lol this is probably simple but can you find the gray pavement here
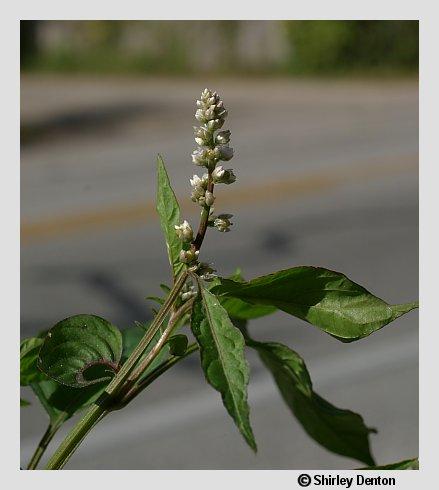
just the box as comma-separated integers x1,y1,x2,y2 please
20,76,418,469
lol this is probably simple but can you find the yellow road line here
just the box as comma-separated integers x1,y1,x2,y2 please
21,154,417,244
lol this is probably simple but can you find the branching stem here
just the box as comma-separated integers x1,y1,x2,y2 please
120,297,195,396
45,270,188,469
116,343,199,408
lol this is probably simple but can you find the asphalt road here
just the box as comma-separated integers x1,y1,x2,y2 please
20,76,418,469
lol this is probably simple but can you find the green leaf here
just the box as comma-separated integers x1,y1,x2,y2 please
390,303,419,320
359,457,419,470
20,337,46,385
31,379,106,424
38,314,123,387
213,266,418,342
219,297,277,320
191,286,256,451
21,333,107,424
167,334,189,356
249,339,376,465
208,274,277,320
156,155,185,279
121,323,170,379
20,398,31,407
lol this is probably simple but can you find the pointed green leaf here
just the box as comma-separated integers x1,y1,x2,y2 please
20,337,46,385
213,267,418,341
390,303,419,320
38,314,123,387
156,155,185,279
360,457,419,470
191,286,256,451
218,297,277,320
249,339,375,465
208,274,276,320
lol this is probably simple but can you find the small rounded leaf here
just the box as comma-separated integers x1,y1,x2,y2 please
167,334,189,356
38,314,123,387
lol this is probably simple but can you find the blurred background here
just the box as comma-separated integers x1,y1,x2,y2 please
20,20,418,469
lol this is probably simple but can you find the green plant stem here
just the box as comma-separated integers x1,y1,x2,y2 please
117,343,199,408
126,297,195,384
193,174,214,251
27,418,64,470
47,404,108,470
114,298,195,406
45,271,188,470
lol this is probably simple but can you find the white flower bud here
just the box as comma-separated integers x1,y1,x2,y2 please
205,148,220,168
175,220,194,242
212,165,225,181
201,88,211,101
214,213,233,232
179,248,199,264
190,175,203,188
194,126,208,138
204,191,215,206
195,109,207,122
207,119,224,131
204,107,215,120
179,250,187,263
192,186,206,202
197,89,227,129
190,173,210,202
217,145,234,161
193,126,211,146
191,148,208,166
212,147,221,159
212,166,236,184
215,130,231,145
